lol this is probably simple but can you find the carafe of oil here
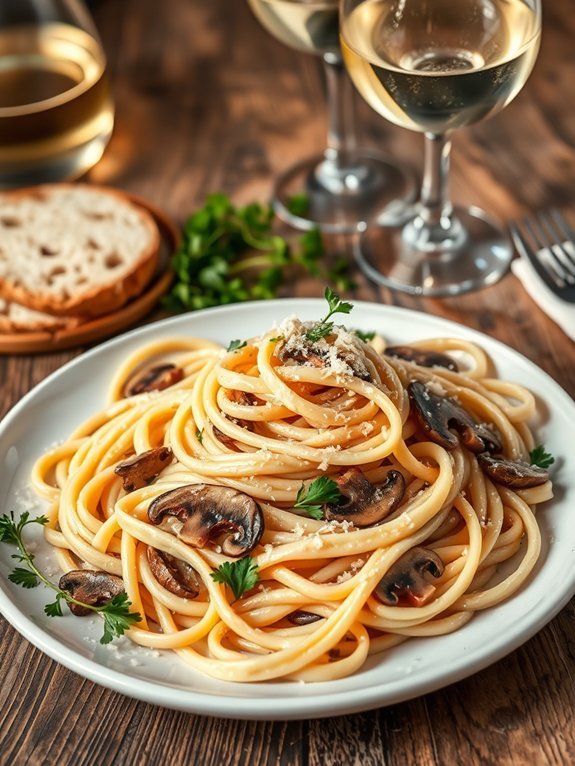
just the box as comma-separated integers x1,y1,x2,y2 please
0,0,114,188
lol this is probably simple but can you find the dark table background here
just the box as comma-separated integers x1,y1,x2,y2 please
1,0,575,763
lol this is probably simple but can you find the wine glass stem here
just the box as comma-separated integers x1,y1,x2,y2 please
420,132,453,227
322,52,357,170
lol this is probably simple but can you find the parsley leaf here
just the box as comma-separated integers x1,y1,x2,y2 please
44,594,65,617
227,339,247,352
305,288,354,343
196,428,204,444
529,445,555,469
9,566,40,589
0,511,48,544
354,329,376,342
0,511,141,645
294,476,341,520
286,193,310,217
210,557,260,600
99,593,142,645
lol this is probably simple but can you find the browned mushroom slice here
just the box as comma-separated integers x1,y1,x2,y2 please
408,381,502,454
148,484,264,557
279,342,326,369
115,446,174,492
212,426,239,451
124,364,184,397
385,345,459,372
477,454,549,488
280,338,372,382
325,468,405,527
59,570,125,616
146,546,201,598
374,547,444,607
287,610,323,625
230,390,260,407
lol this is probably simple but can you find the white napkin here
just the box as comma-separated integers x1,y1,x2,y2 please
511,256,575,342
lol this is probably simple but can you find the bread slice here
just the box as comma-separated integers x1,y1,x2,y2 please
0,297,82,333
0,184,161,318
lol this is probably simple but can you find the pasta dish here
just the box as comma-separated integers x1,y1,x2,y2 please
31,297,553,683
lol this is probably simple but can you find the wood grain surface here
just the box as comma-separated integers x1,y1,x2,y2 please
1,0,575,764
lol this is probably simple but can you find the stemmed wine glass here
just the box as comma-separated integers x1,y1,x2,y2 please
340,0,541,295
247,0,415,233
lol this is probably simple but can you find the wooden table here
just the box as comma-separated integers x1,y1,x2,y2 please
2,0,574,763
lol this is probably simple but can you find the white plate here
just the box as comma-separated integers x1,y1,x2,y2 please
1,299,574,720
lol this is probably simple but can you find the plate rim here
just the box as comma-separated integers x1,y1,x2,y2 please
1,298,574,720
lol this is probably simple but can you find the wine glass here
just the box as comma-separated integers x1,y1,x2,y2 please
0,0,114,188
247,0,416,233
340,0,541,295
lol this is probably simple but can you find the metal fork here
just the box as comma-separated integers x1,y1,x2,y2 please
510,209,575,302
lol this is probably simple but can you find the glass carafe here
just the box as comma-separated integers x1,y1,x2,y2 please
0,0,114,188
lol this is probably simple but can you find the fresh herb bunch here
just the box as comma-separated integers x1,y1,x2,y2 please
529,445,555,469
305,287,354,343
294,476,342,520
211,557,260,600
0,511,141,644
164,193,354,312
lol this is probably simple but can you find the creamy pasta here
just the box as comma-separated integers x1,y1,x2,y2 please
31,312,553,683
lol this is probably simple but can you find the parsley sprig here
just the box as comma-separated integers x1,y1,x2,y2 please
0,512,141,644
529,445,555,469
227,339,247,352
354,329,376,343
305,288,354,343
210,557,260,600
294,476,342,521
164,194,354,313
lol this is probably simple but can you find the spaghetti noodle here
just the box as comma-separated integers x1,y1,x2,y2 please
31,311,553,683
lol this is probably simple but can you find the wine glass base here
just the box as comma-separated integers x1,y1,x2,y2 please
273,150,416,234
355,205,513,297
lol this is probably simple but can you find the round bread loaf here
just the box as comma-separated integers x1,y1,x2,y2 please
0,184,161,318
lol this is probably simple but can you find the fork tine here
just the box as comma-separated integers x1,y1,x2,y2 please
511,213,575,302
551,208,574,239
510,222,563,289
522,216,567,285
537,212,575,282
550,209,575,274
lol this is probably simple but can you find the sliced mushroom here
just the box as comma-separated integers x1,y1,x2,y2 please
146,546,201,598
408,381,502,454
374,547,444,607
230,390,259,407
288,610,323,625
213,426,239,450
324,468,405,527
280,346,326,369
213,418,254,451
124,364,184,397
279,335,372,381
148,484,264,557
477,454,549,488
385,345,459,372
115,446,174,492
58,570,124,616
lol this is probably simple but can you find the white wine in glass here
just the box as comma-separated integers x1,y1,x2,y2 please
0,0,114,188
248,0,415,233
340,0,541,295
